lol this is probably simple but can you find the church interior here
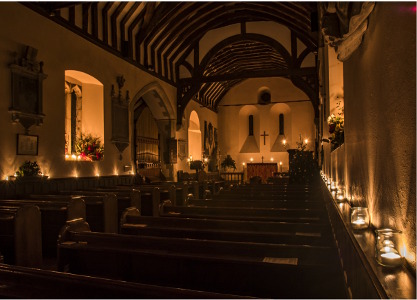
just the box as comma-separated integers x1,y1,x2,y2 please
0,1,415,298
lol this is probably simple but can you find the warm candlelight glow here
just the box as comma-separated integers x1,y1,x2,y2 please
351,207,369,230
250,158,253,162
304,138,308,144
65,154,69,159
270,157,274,161
352,219,365,225
242,162,245,166
71,154,76,160
375,228,403,267
5,176,8,181
279,161,282,165
282,139,286,145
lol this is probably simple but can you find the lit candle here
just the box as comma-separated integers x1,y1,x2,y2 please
304,139,308,144
351,207,369,230
250,158,253,162
378,247,402,266
375,228,403,267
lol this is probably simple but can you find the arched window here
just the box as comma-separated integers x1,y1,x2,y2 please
65,70,104,161
188,110,202,160
249,115,254,136
279,114,284,135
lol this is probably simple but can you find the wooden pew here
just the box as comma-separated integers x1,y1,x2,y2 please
57,223,346,298
0,263,241,298
160,205,328,223
0,198,85,258
0,205,42,267
28,194,118,233
59,189,140,227
120,214,333,244
187,198,325,209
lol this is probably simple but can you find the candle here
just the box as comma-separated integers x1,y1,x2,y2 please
351,207,369,230
375,228,403,267
377,247,403,267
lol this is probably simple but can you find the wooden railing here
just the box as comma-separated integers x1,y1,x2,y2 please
220,172,244,184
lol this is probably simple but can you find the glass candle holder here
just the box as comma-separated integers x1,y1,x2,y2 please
375,228,403,267
336,187,345,202
350,207,369,229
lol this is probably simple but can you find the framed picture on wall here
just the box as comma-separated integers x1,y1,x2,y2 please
178,139,187,161
17,134,38,155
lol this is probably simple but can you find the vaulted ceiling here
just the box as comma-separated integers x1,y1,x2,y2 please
27,2,319,123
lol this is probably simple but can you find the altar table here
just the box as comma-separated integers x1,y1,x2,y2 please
247,163,278,183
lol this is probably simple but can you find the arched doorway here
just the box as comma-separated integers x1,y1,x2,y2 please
188,110,202,160
134,102,160,170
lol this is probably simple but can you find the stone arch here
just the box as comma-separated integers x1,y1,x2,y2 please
130,82,175,178
131,81,175,121
188,110,202,160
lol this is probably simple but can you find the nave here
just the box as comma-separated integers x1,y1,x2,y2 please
0,174,349,299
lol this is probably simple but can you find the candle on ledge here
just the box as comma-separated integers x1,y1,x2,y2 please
350,207,370,230
375,228,403,267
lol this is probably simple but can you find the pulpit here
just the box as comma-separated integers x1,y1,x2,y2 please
247,163,277,183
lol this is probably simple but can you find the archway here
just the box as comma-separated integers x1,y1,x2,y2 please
64,70,104,161
130,82,175,179
188,110,202,160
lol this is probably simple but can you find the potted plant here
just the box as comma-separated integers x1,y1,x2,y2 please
15,160,46,180
221,155,236,172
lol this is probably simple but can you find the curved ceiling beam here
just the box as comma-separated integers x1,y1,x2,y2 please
199,33,293,74
168,10,317,78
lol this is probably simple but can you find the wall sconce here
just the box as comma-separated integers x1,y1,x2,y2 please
375,228,403,267
350,207,370,230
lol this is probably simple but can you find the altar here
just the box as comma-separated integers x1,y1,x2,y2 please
247,163,278,183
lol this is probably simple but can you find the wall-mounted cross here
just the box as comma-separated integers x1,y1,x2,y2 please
260,131,269,145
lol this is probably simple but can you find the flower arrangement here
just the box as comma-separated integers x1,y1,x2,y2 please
75,133,104,161
221,155,236,171
16,161,42,177
327,114,344,148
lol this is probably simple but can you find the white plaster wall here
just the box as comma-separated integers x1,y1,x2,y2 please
0,3,176,179
219,78,315,173
323,3,416,271
82,83,104,140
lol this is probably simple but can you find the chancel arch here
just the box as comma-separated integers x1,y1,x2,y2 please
64,70,104,160
188,110,202,161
